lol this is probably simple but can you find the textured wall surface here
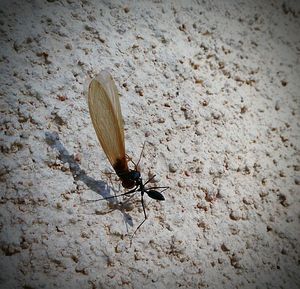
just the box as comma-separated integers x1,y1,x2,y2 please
0,0,299,288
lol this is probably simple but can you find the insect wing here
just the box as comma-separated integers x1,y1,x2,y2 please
88,70,128,171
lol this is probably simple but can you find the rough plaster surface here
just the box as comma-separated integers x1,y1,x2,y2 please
0,0,299,288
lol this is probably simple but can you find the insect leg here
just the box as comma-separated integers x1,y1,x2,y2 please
145,186,169,192
84,186,139,203
130,192,147,245
143,174,156,186
101,170,119,197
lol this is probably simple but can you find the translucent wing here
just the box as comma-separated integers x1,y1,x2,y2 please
88,70,128,173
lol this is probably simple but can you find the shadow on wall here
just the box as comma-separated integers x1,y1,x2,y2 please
44,131,134,228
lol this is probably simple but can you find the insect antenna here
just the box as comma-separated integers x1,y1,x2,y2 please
126,141,146,170
136,141,146,168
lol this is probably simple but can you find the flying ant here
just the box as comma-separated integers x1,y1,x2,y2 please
87,70,168,239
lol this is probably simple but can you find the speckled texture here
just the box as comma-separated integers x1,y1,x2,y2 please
0,0,299,288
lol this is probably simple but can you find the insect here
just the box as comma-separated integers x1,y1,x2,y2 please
88,70,168,238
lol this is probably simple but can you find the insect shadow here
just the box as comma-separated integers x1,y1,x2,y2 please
45,131,135,227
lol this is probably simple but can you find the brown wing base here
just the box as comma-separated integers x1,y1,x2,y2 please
113,158,136,189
